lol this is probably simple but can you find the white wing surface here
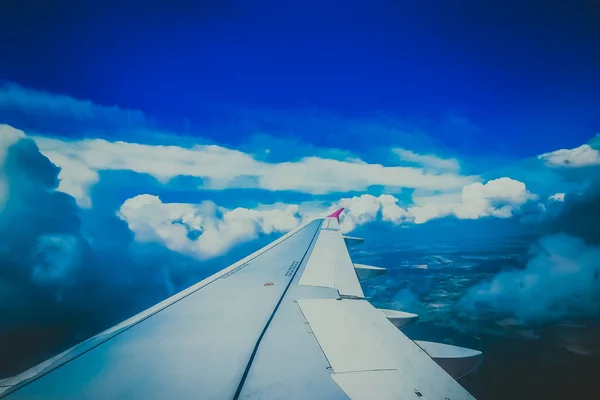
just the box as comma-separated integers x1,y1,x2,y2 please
0,209,480,399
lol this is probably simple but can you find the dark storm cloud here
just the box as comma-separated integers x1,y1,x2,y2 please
0,135,212,378
0,137,83,285
458,175,600,324
545,187,600,245
458,233,600,323
0,136,90,376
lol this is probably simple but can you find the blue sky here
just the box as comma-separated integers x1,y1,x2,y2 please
1,0,600,380
2,0,599,155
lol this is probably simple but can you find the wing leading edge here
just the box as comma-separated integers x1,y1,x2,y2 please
237,209,480,399
1,209,480,399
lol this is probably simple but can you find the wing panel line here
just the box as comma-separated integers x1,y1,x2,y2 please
232,219,323,400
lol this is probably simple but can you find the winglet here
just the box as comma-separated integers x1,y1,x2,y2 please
327,207,344,220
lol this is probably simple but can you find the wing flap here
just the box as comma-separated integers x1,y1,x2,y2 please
297,299,397,373
297,298,475,400
331,370,413,400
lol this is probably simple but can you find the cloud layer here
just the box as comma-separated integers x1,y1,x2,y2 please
118,194,303,259
33,135,476,207
0,83,147,135
115,184,539,261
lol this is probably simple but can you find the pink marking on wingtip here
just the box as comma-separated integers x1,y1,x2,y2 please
327,208,344,219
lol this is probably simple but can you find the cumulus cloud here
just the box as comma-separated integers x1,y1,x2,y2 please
112,178,533,246
116,193,414,256
117,186,534,260
392,147,460,172
538,144,600,167
407,177,536,224
458,233,600,323
32,134,475,207
454,177,535,218
118,194,303,259
549,193,565,202
336,194,409,232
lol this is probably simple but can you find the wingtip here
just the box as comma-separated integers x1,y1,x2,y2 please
327,207,344,219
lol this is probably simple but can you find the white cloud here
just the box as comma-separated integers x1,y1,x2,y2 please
549,193,565,202
117,194,303,259
118,193,413,257
454,177,535,219
333,194,409,232
117,179,539,259
408,177,536,224
408,202,455,224
0,124,26,209
34,141,99,208
337,194,382,232
379,194,410,223
33,134,476,207
538,144,600,167
392,148,460,172
411,190,463,206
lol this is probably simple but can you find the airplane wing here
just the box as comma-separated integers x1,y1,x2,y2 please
0,209,481,399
